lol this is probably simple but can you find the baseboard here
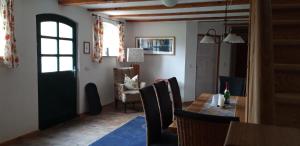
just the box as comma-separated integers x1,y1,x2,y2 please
183,97,195,102
0,130,39,146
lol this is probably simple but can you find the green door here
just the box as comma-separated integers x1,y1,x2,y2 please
36,14,77,129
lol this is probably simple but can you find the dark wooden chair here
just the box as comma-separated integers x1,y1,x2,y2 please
168,77,182,110
174,109,239,146
219,76,245,96
139,85,178,146
154,81,174,129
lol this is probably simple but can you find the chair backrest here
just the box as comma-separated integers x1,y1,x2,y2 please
113,67,136,99
113,67,136,84
85,83,102,115
174,109,239,146
168,77,182,109
219,76,245,96
139,85,162,145
154,81,174,129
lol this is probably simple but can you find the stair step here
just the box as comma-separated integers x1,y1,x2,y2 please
274,64,300,71
274,71,300,93
273,20,300,26
273,4,300,10
273,39,300,46
275,93,300,104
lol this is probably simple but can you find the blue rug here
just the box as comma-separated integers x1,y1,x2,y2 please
89,116,146,146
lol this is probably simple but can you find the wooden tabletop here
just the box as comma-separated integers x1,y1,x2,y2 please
224,122,300,146
168,93,246,133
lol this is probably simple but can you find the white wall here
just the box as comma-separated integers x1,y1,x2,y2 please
184,21,198,101
125,22,187,97
125,21,232,102
198,21,232,76
182,22,232,100
0,4,234,142
0,0,117,143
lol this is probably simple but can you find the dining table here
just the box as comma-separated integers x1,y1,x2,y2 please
224,122,300,146
168,93,246,133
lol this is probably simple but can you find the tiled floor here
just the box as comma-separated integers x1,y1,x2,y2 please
2,102,192,146
3,103,143,146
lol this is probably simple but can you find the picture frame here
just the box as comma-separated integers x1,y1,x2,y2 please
135,37,175,55
83,42,90,54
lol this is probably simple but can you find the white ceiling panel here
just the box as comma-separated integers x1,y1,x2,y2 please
93,4,250,15
73,0,250,21
82,0,222,9
123,12,248,20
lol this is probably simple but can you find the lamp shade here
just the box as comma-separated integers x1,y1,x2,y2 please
161,0,177,7
127,48,144,62
223,33,245,43
200,35,216,44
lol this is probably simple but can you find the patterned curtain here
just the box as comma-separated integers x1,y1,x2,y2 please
117,23,125,62
92,16,103,63
1,0,19,68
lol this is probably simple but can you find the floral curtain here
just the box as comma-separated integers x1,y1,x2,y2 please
117,23,125,62
92,16,103,63
1,0,19,68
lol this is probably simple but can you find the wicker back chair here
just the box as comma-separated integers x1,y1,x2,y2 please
154,81,174,129
113,67,140,112
168,77,182,110
174,109,239,146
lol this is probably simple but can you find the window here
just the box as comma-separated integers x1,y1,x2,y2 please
103,22,119,56
38,19,75,73
0,12,5,57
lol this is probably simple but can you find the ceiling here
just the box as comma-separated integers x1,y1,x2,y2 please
59,0,250,22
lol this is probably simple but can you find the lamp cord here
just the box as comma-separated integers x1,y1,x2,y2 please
224,0,233,35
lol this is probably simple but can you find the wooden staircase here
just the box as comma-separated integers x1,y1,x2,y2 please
272,0,300,128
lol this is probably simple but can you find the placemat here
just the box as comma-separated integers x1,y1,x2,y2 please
199,95,237,117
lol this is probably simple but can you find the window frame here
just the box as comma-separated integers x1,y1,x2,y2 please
36,14,77,74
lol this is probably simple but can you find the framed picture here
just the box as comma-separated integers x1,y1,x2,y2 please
83,42,90,54
135,37,175,55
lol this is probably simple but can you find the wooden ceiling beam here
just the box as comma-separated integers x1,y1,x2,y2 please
88,0,250,12
110,9,249,18
58,0,147,5
126,16,249,22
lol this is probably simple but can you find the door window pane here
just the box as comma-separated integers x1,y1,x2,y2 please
59,40,73,55
59,23,73,38
42,57,57,73
59,57,73,71
41,38,57,54
41,21,57,37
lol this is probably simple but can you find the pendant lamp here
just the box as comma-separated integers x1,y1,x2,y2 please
223,0,245,43
161,0,177,7
200,29,217,44
223,33,245,43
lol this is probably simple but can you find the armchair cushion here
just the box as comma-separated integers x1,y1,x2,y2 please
121,90,140,102
114,67,145,104
124,74,139,90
